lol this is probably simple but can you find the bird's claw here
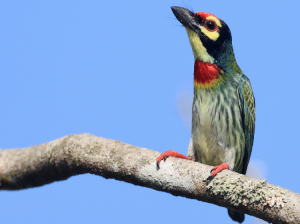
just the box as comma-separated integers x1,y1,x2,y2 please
156,150,191,170
209,163,230,178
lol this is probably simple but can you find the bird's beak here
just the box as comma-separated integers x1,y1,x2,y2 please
171,6,199,33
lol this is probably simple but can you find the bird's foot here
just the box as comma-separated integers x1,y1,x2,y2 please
156,150,191,169
210,163,229,178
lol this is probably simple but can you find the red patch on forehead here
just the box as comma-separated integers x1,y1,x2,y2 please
195,12,219,20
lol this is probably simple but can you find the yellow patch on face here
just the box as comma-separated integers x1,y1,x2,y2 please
200,26,219,41
186,28,214,63
200,16,222,41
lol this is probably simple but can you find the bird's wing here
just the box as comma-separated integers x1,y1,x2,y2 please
237,74,255,175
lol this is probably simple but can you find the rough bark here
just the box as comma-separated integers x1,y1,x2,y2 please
0,134,299,223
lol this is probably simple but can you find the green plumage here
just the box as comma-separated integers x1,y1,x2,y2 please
171,6,255,223
237,74,255,174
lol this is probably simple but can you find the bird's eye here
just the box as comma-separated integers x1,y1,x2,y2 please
204,20,218,31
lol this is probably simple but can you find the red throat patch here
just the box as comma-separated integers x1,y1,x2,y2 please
194,60,221,84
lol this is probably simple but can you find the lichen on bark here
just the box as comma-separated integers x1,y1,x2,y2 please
0,134,299,223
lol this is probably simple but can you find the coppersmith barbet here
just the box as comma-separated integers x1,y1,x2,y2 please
156,7,255,223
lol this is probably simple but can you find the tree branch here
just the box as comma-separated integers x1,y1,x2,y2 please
0,134,299,223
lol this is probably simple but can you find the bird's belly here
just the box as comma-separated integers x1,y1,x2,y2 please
191,89,244,171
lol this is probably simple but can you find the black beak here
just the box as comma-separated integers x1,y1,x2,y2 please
171,6,200,32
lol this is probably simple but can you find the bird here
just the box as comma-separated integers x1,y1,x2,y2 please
156,6,255,223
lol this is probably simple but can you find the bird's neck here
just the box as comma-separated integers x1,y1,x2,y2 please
216,41,241,74
193,60,223,89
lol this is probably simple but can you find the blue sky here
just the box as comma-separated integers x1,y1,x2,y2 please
1,1,299,223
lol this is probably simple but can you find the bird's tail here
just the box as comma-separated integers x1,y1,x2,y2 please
228,209,245,223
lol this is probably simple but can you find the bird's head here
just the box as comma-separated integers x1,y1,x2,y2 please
171,6,236,69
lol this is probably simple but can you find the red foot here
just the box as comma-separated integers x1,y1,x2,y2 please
156,150,191,169
210,163,229,177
